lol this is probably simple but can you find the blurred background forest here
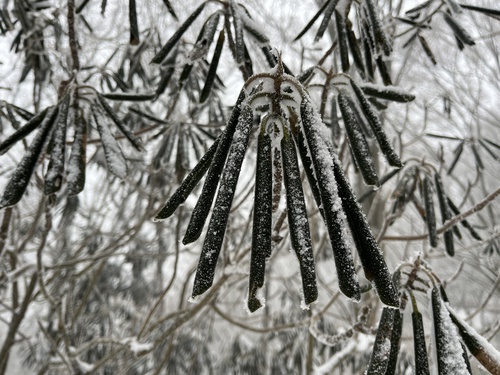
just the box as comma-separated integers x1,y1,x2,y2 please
0,0,499,374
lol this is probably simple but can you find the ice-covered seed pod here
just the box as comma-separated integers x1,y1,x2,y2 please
434,174,455,256
366,307,395,374
422,177,438,247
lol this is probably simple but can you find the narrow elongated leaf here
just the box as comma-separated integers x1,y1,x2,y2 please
248,130,272,312
360,84,415,102
175,127,187,182
332,157,399,307
471,142,484,170
155,66,175,100
365,0,392,55
418,35,437,65
447,198,482,241
363,28,375,79
231,1,245,65
101,93,155,101
405,0,435,16
282,127,318,306
161,0,178,20
386,309,404,375
448,305,500,374
154,136,220,221
337,91,379,187
97,95,143,151
460,4,500,19
434,174,454,256
44,96,70,195
315,0,340,42
412,311,431,375
350,79,403,168
431,287,469,375
92,104,127,179
335,10,350,72
294,0,331,41
447,140,464,174
189,12,220,61
346,20,366,78
192,104,254,298
300,98,360,301
422,177,438,247
366,307,395,374
0,107,58,209
200,29,225,104
0,108,48,155
478,139,500,161
151,2,207,64
183,90,246,244
67,112,87,196
129,0,139,45
375,56,392,85
443,12,475,46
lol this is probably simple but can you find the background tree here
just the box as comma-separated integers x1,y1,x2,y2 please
0,0,499,374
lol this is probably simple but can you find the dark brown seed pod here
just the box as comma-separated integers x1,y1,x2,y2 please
335,9,350,72
346,19,366,78
200,29,225,104
44,95,70,195
230,2,246,65
183,90,245,245
192,104,254,299
460,4,500,19
300,98,360,301
365,0,392,56
418,35,437,65
406,0,435,15
434,174,454,256
315,0,340,42
386,309,403,375
129,0,139,45
248,129,272,312
67,111,87,196
375,56,392,85
332,157,399,307
189,12,220,61
350,79,403,168
294,0,331,41
154,136,220,221
101,93,155,101
337,91,380,187
155,64,176,100
423,177,438,247
151,2,207,64
447,198,482,241
161,0,178,20
0,108,49,155
359,84,415,103
174,127,187,182
281,126,318,306
366,307,395,374
471,142,484,170
0,107,59,209
96,94,144,151
443,12,475,46
92,103,128,179
447,305,500,374
431,287,469,374
412,310,430,375
447,140,464,174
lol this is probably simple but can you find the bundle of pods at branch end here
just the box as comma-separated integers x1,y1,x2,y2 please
154,62,412,312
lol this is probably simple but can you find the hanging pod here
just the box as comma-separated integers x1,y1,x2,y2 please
315,0,341,42
431,287,469,375
422,176,438,247
350,79,403,168
300,97,360,301
200,29,225,104
366,307,395,374
335,9,350,72
67,110,87,196
230,1,246,66
247,125,272,312
332,157,399,307
0,106,59,209
447,197,482,241
447,305,500,374
442,12,475,47
410,298,430,375
183,90,246,244
434,174,455,256
294,0,331,41
337,91,380,187
44,95,70,195
386,309,403,375
281,125,318,306
189,12,220,61
128,0,139,45
364,0,392,56
192,104,254,298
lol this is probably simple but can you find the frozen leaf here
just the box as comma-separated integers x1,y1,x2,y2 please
447,305,500,374
248,130,272,312
434,174,454,256
129,0,139,45
0,107,58,209
282,126,317,306
332,158,399,307
161,0,178,20
375,56,392,85
151,2,207,64
101,93,155,101
189,12,220,61
366,307,395,374
422,177,438,247
183,90,245,244
359,83,415,102
92,103,128,179
447,140,464,174
443,12,475,46
412,311,430,375
431,287,469,375
200,29,225,104
447,198,482,241
0,107,49,155
231,1,246,65
154,137,220,221
315,0,340,42
44,95,70,195
346,19,366,78
192,104,254,298
350,79,403,168
460,4,500,20
67,112,87,195
337,91,379,187
294,0,331,41
97,94,143,151
300,98,360,301
364,0,392,55
335,10,350,72
386,309,403,375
